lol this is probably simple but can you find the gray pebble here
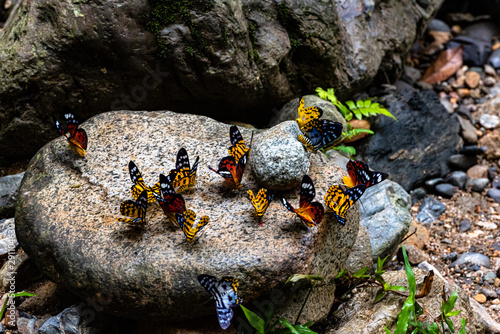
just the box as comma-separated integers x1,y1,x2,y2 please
487,188,500,203
449,252,490,268
460,219,472,232
472,178,489,192
479,114,500,129
435,183,458,198
447,171,468,189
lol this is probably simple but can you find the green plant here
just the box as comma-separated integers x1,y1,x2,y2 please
316,87,395,156
240,274,323,333
315,87,396,122
0,291,36,321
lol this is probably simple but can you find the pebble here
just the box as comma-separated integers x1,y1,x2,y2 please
484,273,498,286
488,188,500,203
467,165,489,179
460,219,472,232
435,183,458,198
488,168,496,181
485,77,497,87
442,238,453,245
460,145,487,155
492,299,500,305
496,278,500,287
440,98,455,113
428,19,450,32
492,242,500,251
485,64,497,76
477,221,498,230
493,176,500,189
425,178,443,190
457,116,478,143
447,171,468,189
450,252,490,268
443,252,458,261
466,71,481,88
456,104,472,120
416,196,446,225
489,48,500,69
475,293,487,303
410,188,426,205
448,154,478,170
472,178,489,192
480,114,500,129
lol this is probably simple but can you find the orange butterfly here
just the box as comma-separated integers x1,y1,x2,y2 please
55,113,88,157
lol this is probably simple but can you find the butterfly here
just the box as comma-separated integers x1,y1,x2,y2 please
55,113,88,157
209,126,251,190
197,274,242,330
170,148,200,193
117,189,148,226
280,175,324,228
175,209,209,242
247,188,275,220
129,161,161,204
295,97,343,153
344,160,388,188
228,125,251,163
324,184,366,226
153,173,186,224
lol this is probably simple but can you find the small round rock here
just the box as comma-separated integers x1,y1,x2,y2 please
479,114,500,129
472,178,489,192
435,183,458,198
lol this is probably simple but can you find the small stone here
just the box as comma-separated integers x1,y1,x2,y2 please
495,278,500,287
442,238,453,244
416,196,446,225
410,188,426,205
480,114,500,129
457,116,478,143
460,219,472,232
477,221,497,230
428,19,450,32
465,71,481,88
485,77,497,87
440,98,454,113
467,165,488,179
492,242,500,251
443,252,458,261
447,171,468,189
450,252,490,268
425,178,443,190
460,145,487,155
399,244,430,265
484,273,498,286
470,89,482,99
489,48,500,69
435,183,458,198
475,293,487,303
492,298,500,305
493,176,500,189
488,167,496,180
488,188,500,203
456,105,472,120
448,154,478,170
472,178,489,192
403,66,421,84
485,64,496,76
457,88,470,98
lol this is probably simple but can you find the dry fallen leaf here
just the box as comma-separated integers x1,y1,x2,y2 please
416,270,434,298
423,31,452,55
421,45,463,85
344,119,371,143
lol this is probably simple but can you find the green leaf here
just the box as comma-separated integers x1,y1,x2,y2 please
384,327,392,334
377,256,389,273
335,269,347,279
345,100,356,110
427,322,440,333
279,318,300,334
388,285,407,292
332,145,356,156
12,291,36,298
352,267,369,278
402,246,416,295
344,112,353,121
285,274,324,284
442,291,458,315
356,100,364,108
353,109,363,120
264,302,276,326
458,318,466,334
445,310,462,317
241,305,266,333
394,297,413,334
0,291,36,321
445,317,455,333
341,128,374,141
375,288,386,302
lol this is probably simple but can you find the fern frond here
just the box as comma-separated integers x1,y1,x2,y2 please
345,99,396,120
331,145,356,156
342,128,374,141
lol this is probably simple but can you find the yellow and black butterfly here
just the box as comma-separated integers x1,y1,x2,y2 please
324,184,366,226
281,175,324,228
247,188,275,221
55,113,88,157
228,125,252,163
175,209,209,242
170,148,199,193
295,97,343,153
117,189,148,226
129,161,161,204
344,160,388,188
209,126,251,190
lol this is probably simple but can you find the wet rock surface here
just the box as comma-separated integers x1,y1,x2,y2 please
16,110,359,323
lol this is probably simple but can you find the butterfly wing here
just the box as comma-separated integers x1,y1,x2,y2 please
55,120,65,136
296,97,323,129
209,155,244,189
346,160,388,187
299,175,316,208
182,211,209,242
317,119,342,150
129,161,157,203
295,201,324,228
188,156,200,189
228,125,250,163
156,174,186,214
324,184,366,225
247,188,272,218
118,190,148,225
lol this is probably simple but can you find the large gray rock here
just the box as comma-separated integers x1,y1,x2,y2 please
327,268,484,334
356,90,462,191
359,180,412,263
0,172,24,218
0,0,444,167
16,110,360,324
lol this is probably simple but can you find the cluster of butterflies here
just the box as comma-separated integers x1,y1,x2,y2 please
54,98,388,330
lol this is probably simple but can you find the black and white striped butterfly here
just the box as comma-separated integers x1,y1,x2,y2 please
197,274,243,330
